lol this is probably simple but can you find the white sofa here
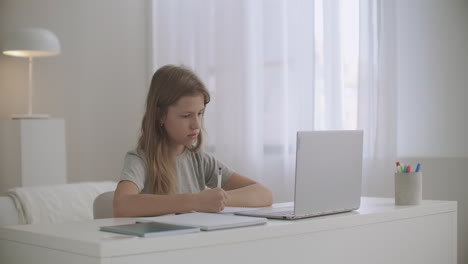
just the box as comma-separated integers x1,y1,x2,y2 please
0,196,19,225
0,181,117,226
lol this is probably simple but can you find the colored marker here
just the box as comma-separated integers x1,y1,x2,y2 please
407,165,411,173
396,162,401,173
415,163,421,172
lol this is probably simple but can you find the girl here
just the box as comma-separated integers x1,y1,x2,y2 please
114,65,273,217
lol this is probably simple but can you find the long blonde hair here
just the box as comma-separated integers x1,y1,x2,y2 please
138,65,210,194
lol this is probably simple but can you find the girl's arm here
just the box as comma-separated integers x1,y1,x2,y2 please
113,180,228,217
223,173,274,207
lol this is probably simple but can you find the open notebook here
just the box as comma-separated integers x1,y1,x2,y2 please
100,222,200,237
137,212,267,231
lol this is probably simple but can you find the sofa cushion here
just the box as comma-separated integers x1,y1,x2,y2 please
6,181,117,224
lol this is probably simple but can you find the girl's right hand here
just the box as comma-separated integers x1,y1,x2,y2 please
193,188,228,212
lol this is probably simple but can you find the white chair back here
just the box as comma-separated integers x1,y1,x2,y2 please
93,191,114,219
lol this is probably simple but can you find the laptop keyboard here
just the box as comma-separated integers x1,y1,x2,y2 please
245,207,295,217
237,204,356,219
261,210,295,217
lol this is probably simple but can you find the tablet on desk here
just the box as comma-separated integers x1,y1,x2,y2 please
100,222,200,237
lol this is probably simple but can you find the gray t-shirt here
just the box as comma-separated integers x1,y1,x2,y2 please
120,149,235,194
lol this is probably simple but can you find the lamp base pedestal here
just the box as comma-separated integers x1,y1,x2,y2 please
11,114,50,120
0,119,66,194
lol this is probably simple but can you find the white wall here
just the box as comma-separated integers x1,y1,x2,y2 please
0,0,149,191
396,1,468,263
397,0,468,157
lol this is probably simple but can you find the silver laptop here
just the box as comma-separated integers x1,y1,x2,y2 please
236,130,363,220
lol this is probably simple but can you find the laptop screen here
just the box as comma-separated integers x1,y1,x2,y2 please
294,130,363,216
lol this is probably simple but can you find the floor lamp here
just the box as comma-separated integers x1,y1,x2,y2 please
2,28,61,119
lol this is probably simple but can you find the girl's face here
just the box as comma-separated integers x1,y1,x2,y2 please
162,94,205,155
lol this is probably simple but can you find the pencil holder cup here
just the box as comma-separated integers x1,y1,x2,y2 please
394,172,422,205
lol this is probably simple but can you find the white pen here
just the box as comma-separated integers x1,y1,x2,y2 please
217,167,222,188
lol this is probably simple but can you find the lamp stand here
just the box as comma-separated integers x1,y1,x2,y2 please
11,57,50,120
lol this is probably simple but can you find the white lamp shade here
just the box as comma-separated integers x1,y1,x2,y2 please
2,28,61,58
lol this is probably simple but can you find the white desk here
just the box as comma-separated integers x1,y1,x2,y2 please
0,197,457,264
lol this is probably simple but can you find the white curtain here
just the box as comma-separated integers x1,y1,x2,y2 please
151,0,397,201
358,0,397,197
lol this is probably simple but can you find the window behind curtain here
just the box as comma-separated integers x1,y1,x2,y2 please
151,0,360,201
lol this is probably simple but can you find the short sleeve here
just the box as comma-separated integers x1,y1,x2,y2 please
120,150,147,192
200,151,235,188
